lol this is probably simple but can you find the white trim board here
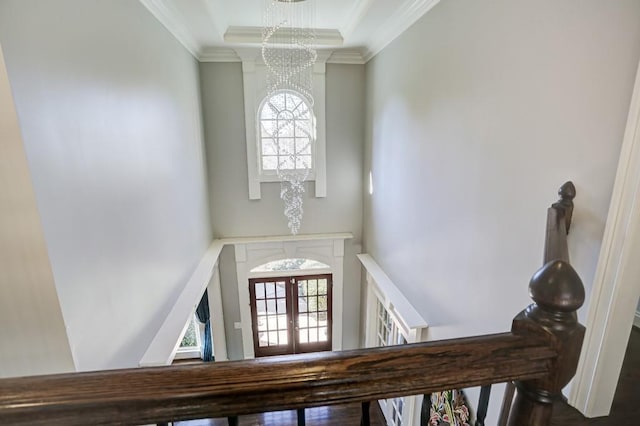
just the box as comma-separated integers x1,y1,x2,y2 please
635,311,640,329
199,47,241,62
327,49,367,65
200,47,367,65
224,27,343,46
357,254,428,330
139,241,227,367
220,232,353,245
569,58,640,417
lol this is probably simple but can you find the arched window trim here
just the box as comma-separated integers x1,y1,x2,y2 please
239,51,328,200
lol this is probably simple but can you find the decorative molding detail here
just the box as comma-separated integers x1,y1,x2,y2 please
140,0,443,65
241,58,261,200
224,26,344,46
233,237,351,359
340,0,375,40
198,47,367,65
221,233,353,245
138,0,201,58
199,47,241,62
240,50,329,200
327,49,367,65
364,0,441,62
569,59,640,417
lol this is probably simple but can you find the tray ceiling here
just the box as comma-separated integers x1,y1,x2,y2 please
139,0,441,63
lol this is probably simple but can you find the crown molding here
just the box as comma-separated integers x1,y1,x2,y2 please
138,0,201,58
364,0,441,62
327,49,367,65
199,47,341,65
199,47,242,62
140,0,441,65
340,0,375,40
198,46,366,65
224,26,344,47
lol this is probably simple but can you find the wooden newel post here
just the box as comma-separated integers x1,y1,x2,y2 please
504,259,585,425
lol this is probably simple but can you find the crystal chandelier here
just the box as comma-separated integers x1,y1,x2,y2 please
262,0,317,235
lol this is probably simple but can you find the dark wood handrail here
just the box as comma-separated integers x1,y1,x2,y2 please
501,181,585,425
0,183,586,426
0,333,554,425
544,181,575,264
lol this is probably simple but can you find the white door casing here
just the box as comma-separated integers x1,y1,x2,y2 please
569,58,640,417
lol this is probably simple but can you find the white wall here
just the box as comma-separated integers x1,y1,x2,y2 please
199,62,365,355
0,43,76,378
363,0,640,421
0,0,211,372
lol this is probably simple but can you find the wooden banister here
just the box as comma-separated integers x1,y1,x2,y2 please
0,183,585,426
0,333,554,425
500,181,585,425
543,181,575,264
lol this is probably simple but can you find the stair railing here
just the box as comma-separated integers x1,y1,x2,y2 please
0,182,584,426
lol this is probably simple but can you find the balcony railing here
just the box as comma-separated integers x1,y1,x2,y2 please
0,182,584,426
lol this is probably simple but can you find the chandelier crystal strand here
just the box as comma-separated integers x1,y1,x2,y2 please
263,0,317,235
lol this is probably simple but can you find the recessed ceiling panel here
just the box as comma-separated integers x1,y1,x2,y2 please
141,0,442,59
221,0,361,30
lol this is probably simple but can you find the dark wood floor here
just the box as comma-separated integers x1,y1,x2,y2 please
551,326,640,425
174,403,386,426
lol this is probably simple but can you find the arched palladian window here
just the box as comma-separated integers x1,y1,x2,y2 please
250,258,330,273
258,90,315,174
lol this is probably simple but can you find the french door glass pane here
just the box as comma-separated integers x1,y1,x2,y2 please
319,326,328,342
253,280,289,348
297,279,329,345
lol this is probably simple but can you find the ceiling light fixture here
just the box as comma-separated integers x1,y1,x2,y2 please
262,0,317,235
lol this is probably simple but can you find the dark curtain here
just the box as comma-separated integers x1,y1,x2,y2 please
195,290,214,362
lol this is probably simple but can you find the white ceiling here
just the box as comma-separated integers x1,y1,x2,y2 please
139,0,441,63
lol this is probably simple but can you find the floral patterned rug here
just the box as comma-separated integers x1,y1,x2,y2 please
429,390,471,426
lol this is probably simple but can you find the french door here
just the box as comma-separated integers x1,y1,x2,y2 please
249,274,332,357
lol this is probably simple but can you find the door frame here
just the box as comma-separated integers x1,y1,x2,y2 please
248,274,333,357
233,237,349,359
569,58,640,417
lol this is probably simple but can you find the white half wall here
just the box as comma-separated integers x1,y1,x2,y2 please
363,0,640,422
0,0,211,372
0,42,75,378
